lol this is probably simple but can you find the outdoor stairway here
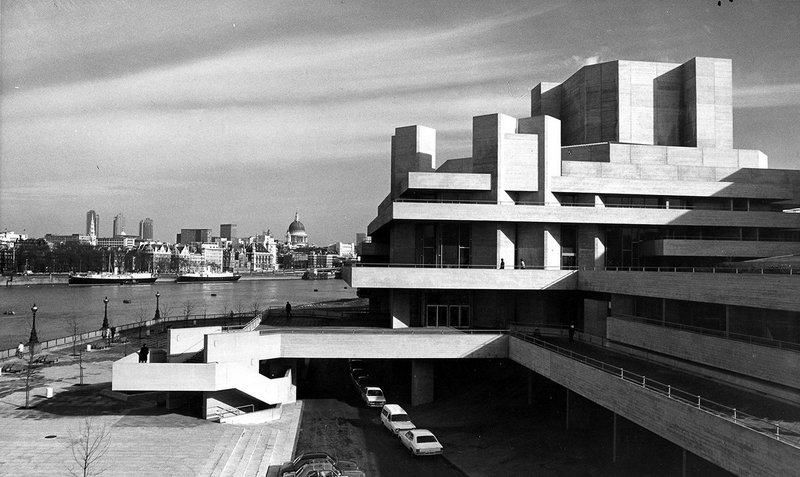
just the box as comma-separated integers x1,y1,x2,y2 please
218,427,278,477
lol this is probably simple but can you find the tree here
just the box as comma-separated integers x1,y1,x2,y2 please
69,316,81,356
251,300,261,318
67,417,111,477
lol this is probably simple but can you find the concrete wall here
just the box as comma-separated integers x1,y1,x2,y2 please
509,337,800,476
641,239,800,258
579,271,800,313
551,175,793,200
519,115,561,204
391,289,411,328
347,266,578,290
168,326,221,361
392,125,436,199
472,113,518,202
406,172,491,191
387,202,799,229
607,317,800,391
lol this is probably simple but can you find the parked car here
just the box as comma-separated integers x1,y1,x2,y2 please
284,460,365,477
381,404,415,434
277,452,362,477
350,368,369,385
399,428,443,456
348,358,366,371
361,385,386,407
353,374,377,391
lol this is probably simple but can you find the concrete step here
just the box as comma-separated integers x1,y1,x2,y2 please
200,426,246,477
245,428,278,477
220,428,263,477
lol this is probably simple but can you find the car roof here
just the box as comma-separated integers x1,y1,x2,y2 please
408,428,435,437
383,404,406,413
363,386,383,391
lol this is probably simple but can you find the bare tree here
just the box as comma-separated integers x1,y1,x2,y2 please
67,417,111,477
182,299,194,319
251,300,261,318
69,316,81,357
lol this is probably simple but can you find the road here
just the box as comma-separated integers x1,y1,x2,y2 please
294,359,466,477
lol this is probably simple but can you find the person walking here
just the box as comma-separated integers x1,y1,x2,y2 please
285,301,292,318
138,344,149,363
16,341,24,359
569,323,576,343
520,259,526,269
500,258,505,269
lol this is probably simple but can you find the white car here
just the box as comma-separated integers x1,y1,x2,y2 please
360,386,386,407
381,404,415,434
399,428,443,456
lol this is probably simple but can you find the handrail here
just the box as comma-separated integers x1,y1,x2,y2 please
209,403,255,420
258,327,505,336
509,331,800,448
612,314,800,352
345,263,796,275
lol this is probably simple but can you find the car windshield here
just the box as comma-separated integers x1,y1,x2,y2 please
417,435,438,443
391,414,409,422
367,389,384,397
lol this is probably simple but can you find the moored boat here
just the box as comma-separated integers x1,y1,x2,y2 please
175,270,241,283
68,272,158,285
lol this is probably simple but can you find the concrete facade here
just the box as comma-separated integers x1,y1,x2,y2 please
348,56,800,471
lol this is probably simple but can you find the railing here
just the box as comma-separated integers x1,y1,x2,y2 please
346,263,797,275
209,403,255,420
509,331,800,448
0,311,259,360
258,327,505,336
611,314,800,353
392,197,790,213
263,305,372,321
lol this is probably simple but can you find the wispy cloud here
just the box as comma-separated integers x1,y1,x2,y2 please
733,83,800,109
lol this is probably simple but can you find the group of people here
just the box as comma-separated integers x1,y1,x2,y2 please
499,258,526,269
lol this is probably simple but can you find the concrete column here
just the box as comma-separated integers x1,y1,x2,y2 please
411,360,434,406
391,125,436,199
724,305,730,338
565,389,570,430
497,223,515,268
391,289,411,328
518,115,561,205
543,224,561,269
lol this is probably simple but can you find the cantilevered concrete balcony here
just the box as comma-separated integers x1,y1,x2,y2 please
640,239,800,257
399,171,491,195
344,264,577,290
551,175,796,200
368,201,798,235
578,269,800,313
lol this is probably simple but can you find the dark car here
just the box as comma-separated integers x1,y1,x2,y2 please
277,452,362,477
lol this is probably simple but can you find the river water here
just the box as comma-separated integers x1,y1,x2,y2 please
0,278,357,350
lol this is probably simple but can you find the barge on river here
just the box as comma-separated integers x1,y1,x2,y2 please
68,272,158,285
175,271,241,283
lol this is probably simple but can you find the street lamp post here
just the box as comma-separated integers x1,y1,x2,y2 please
102,296,110,345
29,304,39,354
154,291,161,320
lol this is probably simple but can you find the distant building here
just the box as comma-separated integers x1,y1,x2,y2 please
139,218,154,240
86,210,100,237
327,242,356,258
220,224,237,240
96,236,137,249
44,233,95,246
286,212,308,248
113,213,125,236
308,253,335,268
179,228,211,244
201,243,224,270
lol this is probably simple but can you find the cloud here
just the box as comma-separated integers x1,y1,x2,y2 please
733,83,800,109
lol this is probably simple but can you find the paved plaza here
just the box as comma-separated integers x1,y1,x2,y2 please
0,341,300,477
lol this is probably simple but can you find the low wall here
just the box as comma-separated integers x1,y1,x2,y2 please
509,337,800,476
607,317,800,391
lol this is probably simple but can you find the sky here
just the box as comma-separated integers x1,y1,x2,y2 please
2,0,799,244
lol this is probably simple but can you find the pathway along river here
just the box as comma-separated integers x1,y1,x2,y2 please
0,277,356,350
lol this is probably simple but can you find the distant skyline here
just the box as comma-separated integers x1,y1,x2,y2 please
2,0,799,243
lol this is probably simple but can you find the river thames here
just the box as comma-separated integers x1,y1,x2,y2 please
0,278,357,350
